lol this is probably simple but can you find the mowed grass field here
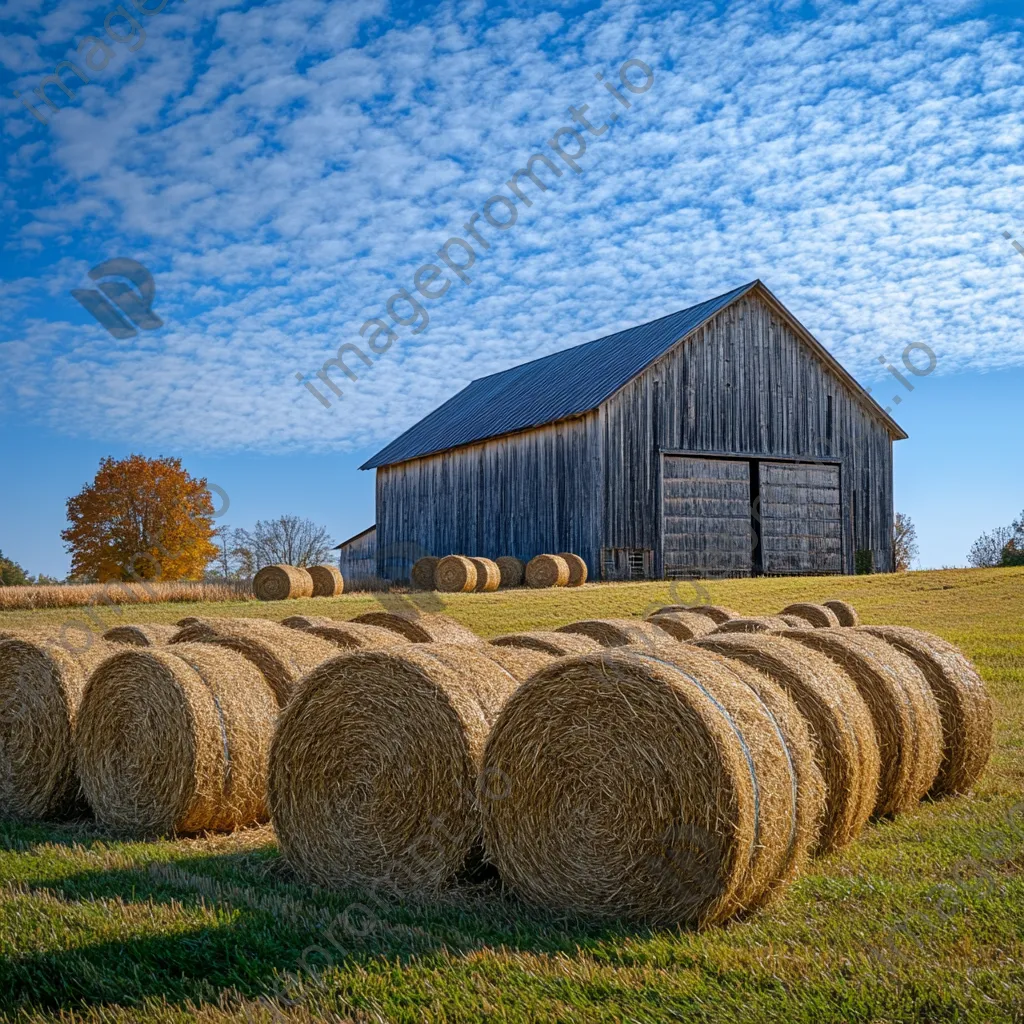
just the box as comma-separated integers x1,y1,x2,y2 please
1,567,1023,1023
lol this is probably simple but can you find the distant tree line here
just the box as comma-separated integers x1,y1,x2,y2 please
205,516,335,580
968,510,1024,568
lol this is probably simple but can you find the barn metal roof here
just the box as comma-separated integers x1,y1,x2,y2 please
361,280,905,470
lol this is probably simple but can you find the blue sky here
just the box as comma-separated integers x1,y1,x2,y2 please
1,0,1022,577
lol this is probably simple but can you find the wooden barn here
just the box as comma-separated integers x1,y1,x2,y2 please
360,281,906,580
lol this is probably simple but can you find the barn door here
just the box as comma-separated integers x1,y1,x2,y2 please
662,456,753,577
758,461,842,575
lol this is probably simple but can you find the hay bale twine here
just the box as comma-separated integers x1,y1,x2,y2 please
308,564,344,598
556,618,673,649
646,610,717,642
350,611,482,646
468,557,500,593
480,646,811,925
0,636,116,819
304,621,405,650
269,644,525,892
411,557,439,591
76,644,276,835
556,553,588,587
253,565,314,602
694,633,880,853
280,615,337,630
102,623,180,647
857,626,993,796
824,600,860,627
495,556,525,588
710,616,795,635
780,603,841,628
782,629,943,816
434,555,478,593
171,619,337,707
491,631,603,657
525,554,569,589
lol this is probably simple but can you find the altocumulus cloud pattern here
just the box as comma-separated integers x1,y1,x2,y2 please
0,0,1022,454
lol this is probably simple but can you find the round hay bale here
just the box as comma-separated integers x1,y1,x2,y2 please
491,631,603,657
495,556,525,588
172,617,279,644
102,623,180,647
350,611,482,646
307,565,344,598
556,553,588,587
280,615,337,630
782,629,943,816
0,636,116,819
171,619,337,707
710,616,795,635
555,618,673,649
434,555,478,593
269,644,523,892
467,557,500,592
780,603,841,629
76,644,277,835
478,645,554,682
646,610,717,642
856,626,993,796
668,605,740,625
694,633,880,854
304,621,405,650
253,565,314,602
411,557,439,591
525,554,569,589
480,647,810,925
779,615,810,628
824,600,860,627
176,616,201,627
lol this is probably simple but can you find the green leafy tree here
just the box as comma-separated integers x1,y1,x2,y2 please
0,550,30,586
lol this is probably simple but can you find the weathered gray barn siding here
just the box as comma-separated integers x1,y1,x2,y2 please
599,290,895,575
337,526,376,584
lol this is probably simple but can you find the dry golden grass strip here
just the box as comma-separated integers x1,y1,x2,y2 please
491,630,603,656
280,615,337,629
710,616,795,635
307,565,344,598
782,629,943,816
304,621,405,650
556,553,588,587
253,565,314,602
411,557,439,591
171,619,337,706
350,611,482,646
102,623,180,647
556,618,675,649
824,600,860,627
76,644,276,835
269,644,535,892
694,633,880,853
780,603,841,628
435,555,478,593
0,635,115,819
857,625,993,796
495,556,525,588
481,647,808,925
525,554,569,588
468,557,500,592
646,610,717,642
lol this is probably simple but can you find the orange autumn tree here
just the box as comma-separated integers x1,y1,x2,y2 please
62,455,218,582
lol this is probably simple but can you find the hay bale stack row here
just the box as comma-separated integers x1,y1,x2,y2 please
253,564,343,601
413,552,587,590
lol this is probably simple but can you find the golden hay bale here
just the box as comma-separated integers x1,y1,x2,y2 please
857,626,994,796
480,646,813,925
782,629,943,816
434,555,478,593
0,636,116,819
556,618,674,649
525,554,569,589
495,556,525,588
660,604,740,625
171,619,337,706
269,644,527,892
780,603,841,628
646,610,717,642
556,553,588,587
280,615,337,629
479,645,554,682
710,616,795,635
824,600,860,627
694,633,880,854
102,623,180,647
307,564,344,598
350,611,482,646
76,644,276,835
779,615,810,628
491,631,603,657
411,557,439,591
253,564,314,602
468,557,500,592
176,616,201,627
304,621,405,650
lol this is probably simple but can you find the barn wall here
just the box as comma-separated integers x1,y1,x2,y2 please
374,413,602,579
337,528,376,584
600,291,896,575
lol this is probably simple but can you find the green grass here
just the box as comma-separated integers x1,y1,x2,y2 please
1,567,1023,1023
